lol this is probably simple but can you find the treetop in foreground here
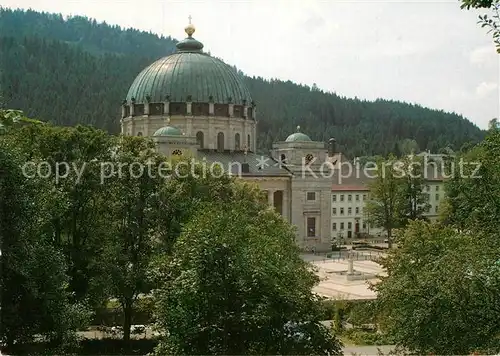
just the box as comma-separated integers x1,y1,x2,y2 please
152,199,342,355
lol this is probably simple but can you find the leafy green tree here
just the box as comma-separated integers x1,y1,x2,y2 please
442,128,500,233
375,130,500,354
0,109,42,134
99,136,168,342
153,156,235,254
489,117,499,130
398,138,419,155
152,184,342,355
11,124,117,305
0,127,90,349
461,0,500,53
391,141,402,158
365,156,404,247
373,220,500,354
399,155,430,223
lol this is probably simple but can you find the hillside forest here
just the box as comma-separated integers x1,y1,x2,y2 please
0,8,485,157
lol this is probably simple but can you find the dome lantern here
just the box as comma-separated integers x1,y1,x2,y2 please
126,21,252,106
285,126,312,142
176,16,204,53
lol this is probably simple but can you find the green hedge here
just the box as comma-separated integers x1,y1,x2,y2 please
79,338,158,355
2,338,159,355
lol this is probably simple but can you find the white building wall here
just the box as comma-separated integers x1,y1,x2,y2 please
330,190,384,239
423,181,445,222
331,181,446,240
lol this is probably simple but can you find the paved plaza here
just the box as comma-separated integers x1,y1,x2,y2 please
303,253,386,300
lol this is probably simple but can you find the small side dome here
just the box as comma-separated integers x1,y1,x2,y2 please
153,125,183,137
285,126,312,142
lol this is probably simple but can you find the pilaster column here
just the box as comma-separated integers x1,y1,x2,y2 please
144,117,150,136
243,121,247,150
209,103,214,116
228,103,234,117
227,119,232,151
208,117,214,149
253,123,257,153
186,117,193,136
130,120,136,136
130,103,135,116
243,105,248,118
268,189,275,209
121,105,126,118
144,102,150,115
283,189,290,222
186,101,192,115
163,100,170,115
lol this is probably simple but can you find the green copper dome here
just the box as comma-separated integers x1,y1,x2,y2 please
153,125,183,137
286,127,312,142
126,25,252,105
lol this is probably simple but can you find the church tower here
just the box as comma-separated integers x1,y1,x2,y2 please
271,127,334,251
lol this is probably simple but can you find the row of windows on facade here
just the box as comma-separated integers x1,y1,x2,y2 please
332,207,363,216
424,193,441,201
332,221,367,232
425,185,440,192
331,191,442,204
332,193,368,203
142,130,252,151
425,204,439,214
196,131,252,151
305,217,370,239
332,201,439,215
123,102,254,118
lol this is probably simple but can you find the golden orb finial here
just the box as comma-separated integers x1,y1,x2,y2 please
185,15,195,37
296,125,301,132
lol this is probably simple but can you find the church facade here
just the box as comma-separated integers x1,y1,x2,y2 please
120,21,444,252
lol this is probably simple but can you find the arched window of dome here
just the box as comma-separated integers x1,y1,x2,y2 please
217,132,225,152
196,131,204,149
137,132,143,137
172,149,182,155
247,134,251,151
234,133,240,151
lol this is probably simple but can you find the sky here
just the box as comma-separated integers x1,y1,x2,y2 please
3,0,499,129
